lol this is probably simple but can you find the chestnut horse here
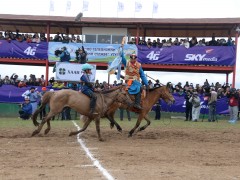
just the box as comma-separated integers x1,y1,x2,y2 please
31,86,133,141
81,85,175,137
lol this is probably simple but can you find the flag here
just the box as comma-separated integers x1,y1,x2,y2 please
83,0,89,12
135,1,142,12
117,1,124,12
66,0,71,12
152,1,158,14
49,0,54,12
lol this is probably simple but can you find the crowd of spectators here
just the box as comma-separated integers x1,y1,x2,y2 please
0,30,235,47
0,73,45,87
0,30,82,43
128,34,235,48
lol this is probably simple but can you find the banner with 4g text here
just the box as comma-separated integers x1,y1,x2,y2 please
0,40,48,59
137,45,236,66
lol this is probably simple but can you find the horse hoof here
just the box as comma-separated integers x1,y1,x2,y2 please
31,130,39,137
44,128,50,135
110,124,114,129
128,133,132,138
99,138,104,141
69,132,76,136
117,128,122,133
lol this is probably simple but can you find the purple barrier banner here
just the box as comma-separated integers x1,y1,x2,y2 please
0,40,48,59
137,45,236,66
160,93,229,114
0,85,53,103
0,85,229,114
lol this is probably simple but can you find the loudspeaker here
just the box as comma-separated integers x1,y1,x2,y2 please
75,12,83,21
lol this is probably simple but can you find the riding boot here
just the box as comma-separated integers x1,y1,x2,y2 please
89,94,98,116
134,92,142,110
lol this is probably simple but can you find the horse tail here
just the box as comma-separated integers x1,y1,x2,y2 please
32,91,55,126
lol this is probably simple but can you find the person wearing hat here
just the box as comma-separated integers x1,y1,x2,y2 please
25,87,41,114
80,63,98,116
189,91,201,122
18,97,32,120
207,87,217,122
122,53,148,109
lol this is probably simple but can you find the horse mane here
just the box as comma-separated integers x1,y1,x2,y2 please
96,85,123,94
149,85,165,92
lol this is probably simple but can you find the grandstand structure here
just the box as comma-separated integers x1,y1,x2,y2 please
0,14,239,86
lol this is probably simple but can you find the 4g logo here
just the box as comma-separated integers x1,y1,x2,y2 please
146,51,160,60
24,46,37,56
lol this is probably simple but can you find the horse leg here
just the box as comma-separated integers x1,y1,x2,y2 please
106,114,122,132
44,120,51,135
69,118,92,136
94,117,104,141
31,111,55,136
136,115,151,132
128,115,144,137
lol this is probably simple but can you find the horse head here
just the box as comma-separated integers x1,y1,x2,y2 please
159,85,175,105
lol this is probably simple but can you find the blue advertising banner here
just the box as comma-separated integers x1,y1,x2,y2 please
0,40,48,59
137,45,236,66
160,93,228,115
48,42,137,62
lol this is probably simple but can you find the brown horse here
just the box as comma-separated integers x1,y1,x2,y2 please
31,86,133,141
81,85,175,137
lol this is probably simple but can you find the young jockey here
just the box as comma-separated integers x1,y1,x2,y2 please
80,63,98,116
122,53,149,109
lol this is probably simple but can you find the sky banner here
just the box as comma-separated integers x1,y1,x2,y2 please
0,40,48,59
137,45,236,66
48,42,137,63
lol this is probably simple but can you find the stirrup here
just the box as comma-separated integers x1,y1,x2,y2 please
134,104,143,110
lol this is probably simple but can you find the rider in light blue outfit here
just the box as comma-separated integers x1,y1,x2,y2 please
80,63,98,115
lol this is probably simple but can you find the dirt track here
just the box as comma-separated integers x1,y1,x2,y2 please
0,120,240,180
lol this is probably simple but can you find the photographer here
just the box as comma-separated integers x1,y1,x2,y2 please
207,87,217,122
75,46,87,64
18,97,32,120
189,91,201,122
226,88,239,124
184,90,192,121
58,47,71,62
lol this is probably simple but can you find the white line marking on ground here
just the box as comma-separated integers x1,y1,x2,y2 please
72,121,115,180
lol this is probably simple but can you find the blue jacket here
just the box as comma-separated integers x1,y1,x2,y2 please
22,103,32,114
60,50,71,62
80,73,94,96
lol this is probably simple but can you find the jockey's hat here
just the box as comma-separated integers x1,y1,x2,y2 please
130,54,137,59
42,87,47,91
82,63,93,71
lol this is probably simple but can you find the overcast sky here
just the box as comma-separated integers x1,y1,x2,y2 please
0,0,240,87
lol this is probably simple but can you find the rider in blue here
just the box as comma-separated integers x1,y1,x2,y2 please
80,63,98,116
